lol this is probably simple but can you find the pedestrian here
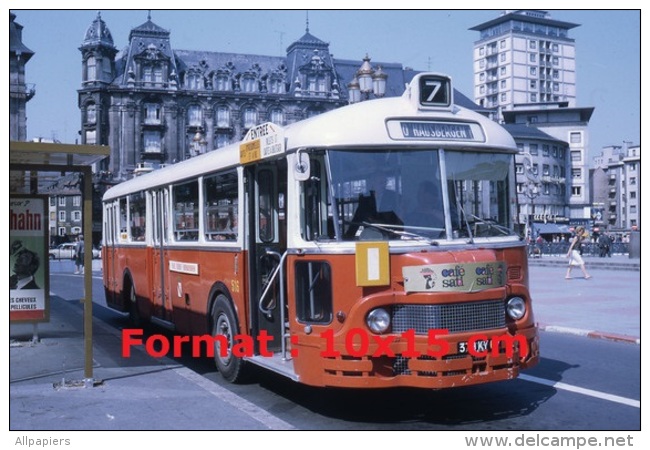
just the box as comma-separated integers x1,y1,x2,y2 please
598,233,610,258
74,235,85,275
565,226,591,279
607,233,613,257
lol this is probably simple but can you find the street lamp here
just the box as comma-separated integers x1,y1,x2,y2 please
347,76,361,104
190,131,207,157
521,152,541,239
372,65,387,98
525,181,540,239
348,54,387,104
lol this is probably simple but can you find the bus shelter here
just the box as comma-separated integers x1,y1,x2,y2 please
10,140,110,386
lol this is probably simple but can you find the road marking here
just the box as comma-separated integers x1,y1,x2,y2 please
174,367,296,430
519,374,640,408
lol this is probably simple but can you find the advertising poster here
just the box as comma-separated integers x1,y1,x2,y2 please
9,195,49,323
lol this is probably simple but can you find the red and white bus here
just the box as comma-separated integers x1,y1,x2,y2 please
102,73,539,388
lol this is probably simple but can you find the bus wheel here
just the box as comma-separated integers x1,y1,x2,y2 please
128,282,141,327
212,295,246,383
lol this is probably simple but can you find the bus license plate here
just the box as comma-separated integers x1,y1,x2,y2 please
458,339,491,355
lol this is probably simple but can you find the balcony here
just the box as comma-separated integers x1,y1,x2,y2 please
541,176,565,184
143,119,165,129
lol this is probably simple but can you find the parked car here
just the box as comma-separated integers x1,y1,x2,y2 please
49,243,101,260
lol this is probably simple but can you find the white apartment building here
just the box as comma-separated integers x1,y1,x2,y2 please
591,144,641,231
471,10,578,120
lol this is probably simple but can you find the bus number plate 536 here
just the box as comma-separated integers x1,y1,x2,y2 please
458,339,492,355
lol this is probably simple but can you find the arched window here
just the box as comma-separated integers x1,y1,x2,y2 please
142,66,153,84
243,107,258,128
144,103,162,124
216,106,230,128
241,75,257,93
307,75,327,96
188,105,202,127
185,71,204,90
215,74,230,91
86,56,96,81
268,78,285,94
270,108,284,125
86,104,96,124
143,131,162,153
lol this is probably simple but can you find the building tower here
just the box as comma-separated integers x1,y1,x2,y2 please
9,12,35,141
470,10,578,120
78,12,118,174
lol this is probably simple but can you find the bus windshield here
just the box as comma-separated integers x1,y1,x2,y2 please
323,149,516,242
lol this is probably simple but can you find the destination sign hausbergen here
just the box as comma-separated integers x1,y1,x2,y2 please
402,261,506,293
386,120,485,142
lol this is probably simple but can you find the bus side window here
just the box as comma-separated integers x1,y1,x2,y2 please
119,198,128,242
172,181,199,241
204,170,238,241
129,192,147,242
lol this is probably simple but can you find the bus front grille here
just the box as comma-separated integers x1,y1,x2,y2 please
392,300,505,335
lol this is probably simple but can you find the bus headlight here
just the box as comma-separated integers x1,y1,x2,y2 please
366,308,391,334
507,297,526,320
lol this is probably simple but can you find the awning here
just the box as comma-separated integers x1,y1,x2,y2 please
533,223,571,235
10,141,109,192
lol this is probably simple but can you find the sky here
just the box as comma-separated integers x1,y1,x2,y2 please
6,8,641,162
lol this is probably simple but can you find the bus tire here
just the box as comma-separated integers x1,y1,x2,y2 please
212,294,247,383
127,280,141,327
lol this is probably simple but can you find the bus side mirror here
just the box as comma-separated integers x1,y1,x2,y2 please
294,150,310,182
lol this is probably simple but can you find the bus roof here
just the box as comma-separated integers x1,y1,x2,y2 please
103,73,516,201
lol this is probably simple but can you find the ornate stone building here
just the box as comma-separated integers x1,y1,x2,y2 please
78,12,424,182
9,12,35,142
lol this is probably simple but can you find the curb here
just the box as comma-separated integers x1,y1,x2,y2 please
527,257,640,272
539,324,640,345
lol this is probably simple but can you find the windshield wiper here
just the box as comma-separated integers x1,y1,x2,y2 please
455,198,474,243
467,214,512,236
361,222,439,245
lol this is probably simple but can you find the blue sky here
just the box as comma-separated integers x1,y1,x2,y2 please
8,9,641,161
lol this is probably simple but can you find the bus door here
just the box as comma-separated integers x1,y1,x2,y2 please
150,189,173,323
247,160,287,355
103,201,119,309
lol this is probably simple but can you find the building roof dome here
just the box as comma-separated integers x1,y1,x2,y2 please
9,13,34,60
81,11,115,48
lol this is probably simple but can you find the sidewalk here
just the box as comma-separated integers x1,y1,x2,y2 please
527,253,640,272
9,283,295,431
